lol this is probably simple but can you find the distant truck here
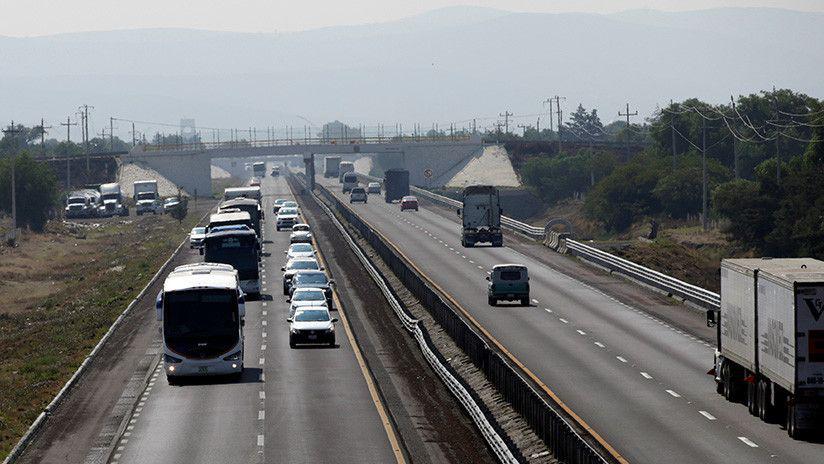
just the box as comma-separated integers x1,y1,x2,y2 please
98,183,128,217
383,169,409,203
324,156,341,178
342,172,358,193
64,189,100,218
458,185,503,247
134,180,162,215
223,186,262,203
710,258,824,438
252,162,266,178
338,161,354,183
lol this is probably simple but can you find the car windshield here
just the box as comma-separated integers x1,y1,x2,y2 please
295,273,328,285
292,225,310,232
284,201,297,207
352,189,364,194
288,260,319,270
294,309,330,322
68,197,86,205
293,290,325,301
290,244,313,253
279,208,298,215
192,227,206,235
274,199,286,205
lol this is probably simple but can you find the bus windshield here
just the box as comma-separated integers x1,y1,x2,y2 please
164,289,239,358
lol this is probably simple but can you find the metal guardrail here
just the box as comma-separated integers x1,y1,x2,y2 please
142,134,473,152
297,174,519,463
308,173,611,464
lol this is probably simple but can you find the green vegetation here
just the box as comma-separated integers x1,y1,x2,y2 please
0,152,60,231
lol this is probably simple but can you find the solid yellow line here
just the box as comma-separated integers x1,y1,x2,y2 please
325,182,629,464
291,185,406,464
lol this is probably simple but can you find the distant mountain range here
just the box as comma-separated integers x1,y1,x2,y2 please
1,6,821,137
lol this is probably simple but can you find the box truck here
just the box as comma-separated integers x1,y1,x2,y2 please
458,185,503,247
324,156,341,178
338,161,354,183
383,169,409,203
710,258,824,438
134,180,161,215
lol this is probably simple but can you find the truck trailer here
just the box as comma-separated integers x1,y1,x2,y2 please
710,258,824,438
458,185,503,247
338,161,354,183
324,156,341,178
134,180,161,215
383,169,409,203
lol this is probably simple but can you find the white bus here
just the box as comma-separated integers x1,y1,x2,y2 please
223,186,262,202
203,226,261,295
156,263,245,382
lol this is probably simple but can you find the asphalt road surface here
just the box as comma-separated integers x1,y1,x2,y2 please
317,175,824,464
111,176,398,464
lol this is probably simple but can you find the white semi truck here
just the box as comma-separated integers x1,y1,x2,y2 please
710,258,824,438
457,185,503,247
98,183,128,217
134,180,162,215
64,189,100,218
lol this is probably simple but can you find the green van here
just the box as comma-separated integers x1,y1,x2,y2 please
487,264,530,306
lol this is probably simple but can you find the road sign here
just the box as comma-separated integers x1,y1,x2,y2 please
424,168,433,179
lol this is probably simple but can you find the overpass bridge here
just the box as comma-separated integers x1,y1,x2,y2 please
128,135,486,196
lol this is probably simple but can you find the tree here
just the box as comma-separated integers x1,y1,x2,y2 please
712,179,774,250
653,154,730,219
566,104,604,136
520,150,616,205
0,151,60,231
167,195,189,223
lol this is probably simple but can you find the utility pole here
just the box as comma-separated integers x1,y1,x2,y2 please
670,99,677,171
109,117,115,151
619,103,638,161
555,96,566,154
517,124,529,137
730,96,739,179
60,117,77,188
36,118,53,156
499,111,513,134
3,122,22,241
542,98,554,133
130,122,137,147
702,117,709,232
78,105,93,172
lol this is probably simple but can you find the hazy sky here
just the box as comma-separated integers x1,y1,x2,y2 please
1,0,821,36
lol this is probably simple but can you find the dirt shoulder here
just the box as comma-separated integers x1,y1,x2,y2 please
0,201,215,460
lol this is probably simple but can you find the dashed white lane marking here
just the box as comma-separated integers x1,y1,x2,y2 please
469,260,475,264
576,330,586,335
258,410,265,420
531,299,539,304
738,436,758,448
699,411,717,421
262,302,267,306
259,391,266,400
594,342,606,348
544,308,553,313
640,372,653,379
257,435,265,447
477,265,483,269
262,332,267,338
558,318,569,324
262,311,267,316
666,389,681,398
261,344,267,351
262,320,267,326
616,356,628,363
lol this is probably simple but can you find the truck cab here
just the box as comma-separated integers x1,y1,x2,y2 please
487,264,529,306
134,180,161,215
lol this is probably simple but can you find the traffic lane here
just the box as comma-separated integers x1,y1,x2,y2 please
353,189,824,462
318,179,812,462
261,175,398,463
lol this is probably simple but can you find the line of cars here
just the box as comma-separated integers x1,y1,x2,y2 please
273,197,338,348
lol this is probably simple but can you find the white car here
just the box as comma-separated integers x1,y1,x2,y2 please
287,307,337,348
289,224,313,244
288,288,329,318
285,243,316,261
189,226,206,248
281,258,322,294
367,182,381,194
276,207,300,231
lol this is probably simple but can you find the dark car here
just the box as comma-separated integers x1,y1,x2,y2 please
400,195,419,212
290,270,335,308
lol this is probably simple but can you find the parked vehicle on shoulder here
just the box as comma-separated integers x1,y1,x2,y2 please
189,226,206,249
134,180,162,215
157,263,245,382
290,270,334,307
350,187,367,204
163,197,181,214
487,264,529,306
287,307,337,348
289,224,313,243
98,183,128,217
367,182,381,194
65,189,100,218
281,258,322,294
400,195,418,212
276,207,300,231
285,243,315,261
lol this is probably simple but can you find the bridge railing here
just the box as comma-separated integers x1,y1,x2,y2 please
141,134,473,152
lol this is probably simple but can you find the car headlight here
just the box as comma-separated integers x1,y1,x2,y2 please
223,351,242,361
164,354,183,363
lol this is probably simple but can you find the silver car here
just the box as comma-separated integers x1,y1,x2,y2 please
289,224,313,244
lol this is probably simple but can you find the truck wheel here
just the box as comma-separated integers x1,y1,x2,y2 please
760,380,778,423
786,402,800,439
748,379,758,416
722,363,737,401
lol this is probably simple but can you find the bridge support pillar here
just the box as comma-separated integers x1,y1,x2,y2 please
134,151,212,198
303,152,315,191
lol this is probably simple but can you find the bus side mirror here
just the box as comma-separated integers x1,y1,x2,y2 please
457,208,461,217
286,318,293,323
485,276,490,281
706,310,718,328
155,291,163,321
281,266,286,271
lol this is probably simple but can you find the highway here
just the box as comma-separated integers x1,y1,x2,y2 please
110,175,399,464
317,175,824,464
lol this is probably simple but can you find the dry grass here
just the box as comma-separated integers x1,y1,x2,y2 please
0,203,213,459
